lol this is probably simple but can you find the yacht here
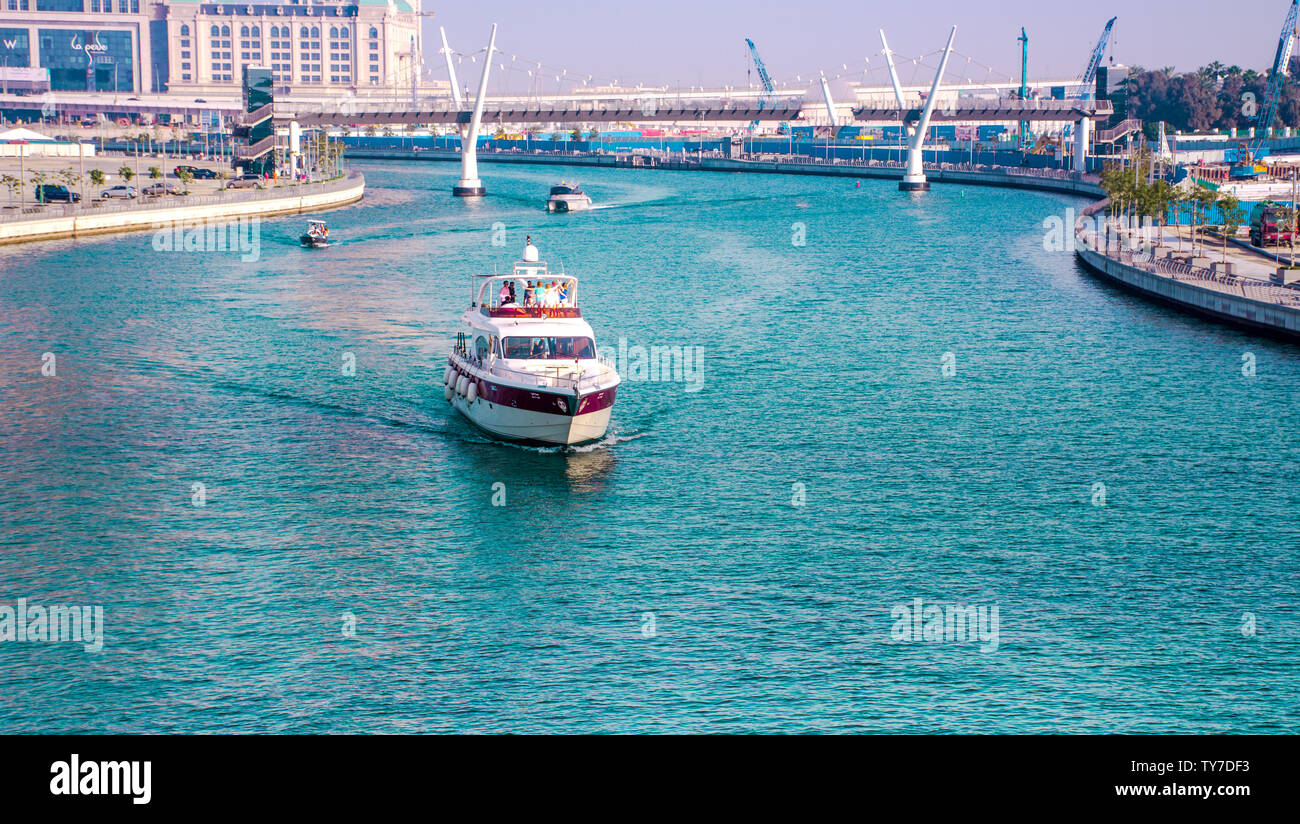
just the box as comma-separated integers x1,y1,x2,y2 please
546,181,593,213
444,239,620,445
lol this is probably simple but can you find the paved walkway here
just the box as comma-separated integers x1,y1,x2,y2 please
1151,226,1293,284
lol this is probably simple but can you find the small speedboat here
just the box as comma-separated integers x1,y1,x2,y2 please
444,237,620,445
300,220,330,247
546,181,592,213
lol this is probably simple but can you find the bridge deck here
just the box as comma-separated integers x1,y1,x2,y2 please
285,103,805,127
852,99,1113,123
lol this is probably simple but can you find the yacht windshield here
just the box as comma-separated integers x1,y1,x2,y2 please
503,336,595,360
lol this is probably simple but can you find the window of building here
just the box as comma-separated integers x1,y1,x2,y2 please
328,27,351,83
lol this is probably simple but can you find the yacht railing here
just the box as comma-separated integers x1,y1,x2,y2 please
450,346,614,391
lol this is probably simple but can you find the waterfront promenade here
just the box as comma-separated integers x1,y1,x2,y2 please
1075,218,1300,339
0,171,364,245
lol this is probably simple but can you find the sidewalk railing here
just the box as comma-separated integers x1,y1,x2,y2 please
1078,226,1300,308
0,172,363,225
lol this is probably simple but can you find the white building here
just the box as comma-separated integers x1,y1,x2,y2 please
0,1,427,99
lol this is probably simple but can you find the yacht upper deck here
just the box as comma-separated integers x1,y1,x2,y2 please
475,241,582,319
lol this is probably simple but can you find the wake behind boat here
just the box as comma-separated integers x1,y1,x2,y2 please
444,238,620,445
546,181,592,213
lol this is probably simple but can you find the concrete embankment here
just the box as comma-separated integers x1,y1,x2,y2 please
1074,237,1300,341
0,172,365,246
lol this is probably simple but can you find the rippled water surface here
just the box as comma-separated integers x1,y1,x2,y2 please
1,160,1297,733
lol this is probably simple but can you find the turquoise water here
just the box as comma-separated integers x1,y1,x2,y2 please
1,161,1297,733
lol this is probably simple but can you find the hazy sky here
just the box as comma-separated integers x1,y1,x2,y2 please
428,0,1295,91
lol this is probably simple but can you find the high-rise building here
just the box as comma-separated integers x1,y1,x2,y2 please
0,1,427,98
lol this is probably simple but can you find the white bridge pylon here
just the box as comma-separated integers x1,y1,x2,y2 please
444,23,498,197
890,25,956,193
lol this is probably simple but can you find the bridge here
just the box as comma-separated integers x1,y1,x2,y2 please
2,21,1115,197
850,98,1113,123
283,99,806,129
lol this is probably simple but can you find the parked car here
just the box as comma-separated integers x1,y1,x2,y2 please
225,174,265,190
173,165,219,180
100,185,138,200
35,184,81,204
142,182,184,197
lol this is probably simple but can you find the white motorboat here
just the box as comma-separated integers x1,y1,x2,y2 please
546,181,593,213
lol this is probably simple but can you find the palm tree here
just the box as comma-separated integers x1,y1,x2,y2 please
1217,192,1245,264
1191,183,1218,256
58,169,81,201
29,170,47,203
1150,180,1175,250
0,174,20,207
1275,202,1297,266
1168,185,1188,251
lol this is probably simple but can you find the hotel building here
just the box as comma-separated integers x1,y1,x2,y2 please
0,1,426,98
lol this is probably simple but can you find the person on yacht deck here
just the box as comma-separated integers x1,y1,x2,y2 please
499,282,513,304
524,281,535,306
542,282,561,308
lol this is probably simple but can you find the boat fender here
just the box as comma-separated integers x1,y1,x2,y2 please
444,366,454,385
467,381,478,403
444,384,453,401
456,376,468,397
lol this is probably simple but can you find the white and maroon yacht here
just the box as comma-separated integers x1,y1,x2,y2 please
444,239,620,446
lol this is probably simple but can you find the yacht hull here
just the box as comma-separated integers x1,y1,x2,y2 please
445,361,618,446
452,394,613,445
547,196,592,213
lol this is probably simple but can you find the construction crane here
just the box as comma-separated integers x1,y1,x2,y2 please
745,38,787,133
1080,16,1117,100
1018,27,1030,148
1232,1,1299,179
1253,0,1299,161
